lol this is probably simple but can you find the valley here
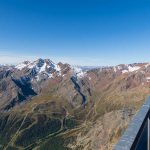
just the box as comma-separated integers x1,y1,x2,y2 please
0,59,149,150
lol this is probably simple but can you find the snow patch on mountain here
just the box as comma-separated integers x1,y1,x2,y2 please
72,66,87,78
122,70,128,73
16,63,27,70
128,66,141,72
145,63,150,68
113,67,117,72
146,77,150,82
39,62,47,73
15,61,30,70
114,64,142,74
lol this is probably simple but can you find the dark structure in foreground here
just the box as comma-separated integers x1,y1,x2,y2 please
114,96,150,150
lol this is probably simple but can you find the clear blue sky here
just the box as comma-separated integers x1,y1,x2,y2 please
0,0,150,65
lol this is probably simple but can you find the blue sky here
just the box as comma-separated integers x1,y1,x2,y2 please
0,0,150,66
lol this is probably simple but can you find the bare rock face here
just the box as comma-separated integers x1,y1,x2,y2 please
0,60,150,150
0,59,72,111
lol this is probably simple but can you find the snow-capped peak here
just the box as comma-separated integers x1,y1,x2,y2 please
16,58,59,71
15,58,62,81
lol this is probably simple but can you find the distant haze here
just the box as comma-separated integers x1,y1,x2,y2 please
0,51,149,67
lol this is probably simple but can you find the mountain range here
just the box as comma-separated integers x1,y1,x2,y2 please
0,58,150,150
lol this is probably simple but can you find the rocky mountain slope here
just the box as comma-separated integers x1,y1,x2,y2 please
0,59,149,150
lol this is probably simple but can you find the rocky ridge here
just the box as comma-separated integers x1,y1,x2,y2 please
0,59,149,150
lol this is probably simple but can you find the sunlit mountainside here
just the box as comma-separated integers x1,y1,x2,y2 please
0,58,149,150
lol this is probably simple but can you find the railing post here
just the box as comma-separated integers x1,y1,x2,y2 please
148,117,150,150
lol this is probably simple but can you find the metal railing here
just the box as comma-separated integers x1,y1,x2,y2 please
113,96,150,150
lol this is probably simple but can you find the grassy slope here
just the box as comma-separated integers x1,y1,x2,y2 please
0,71,150,150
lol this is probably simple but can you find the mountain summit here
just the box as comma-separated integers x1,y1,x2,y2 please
14,58,72,81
